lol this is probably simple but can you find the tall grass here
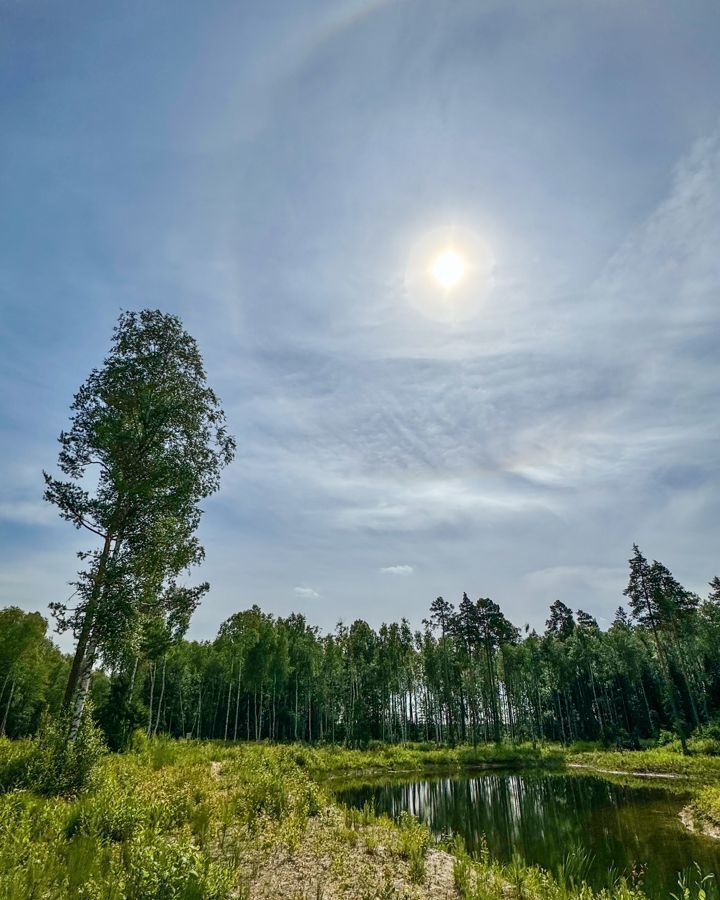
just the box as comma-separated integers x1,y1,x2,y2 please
0,739,322,898
0,736,715,899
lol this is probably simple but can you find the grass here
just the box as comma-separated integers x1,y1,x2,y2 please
0,737,322,899
449,834,648,900
0,735,718,898
567,743,720,782
689,786,720,835
297,740,565,778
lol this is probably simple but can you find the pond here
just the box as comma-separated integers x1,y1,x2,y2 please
336,770,720,897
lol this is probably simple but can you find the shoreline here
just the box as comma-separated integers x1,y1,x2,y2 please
567,762,682,780
679,805,720,841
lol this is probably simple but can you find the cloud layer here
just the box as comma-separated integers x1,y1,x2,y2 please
1,0,719,644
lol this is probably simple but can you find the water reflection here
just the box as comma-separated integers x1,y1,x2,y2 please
337,772,720,897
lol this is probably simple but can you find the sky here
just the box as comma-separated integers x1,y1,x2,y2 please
1,0,719,649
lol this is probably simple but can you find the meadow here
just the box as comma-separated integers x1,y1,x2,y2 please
2,735,719,899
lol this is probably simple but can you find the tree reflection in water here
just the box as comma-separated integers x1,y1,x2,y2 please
337,772,720,897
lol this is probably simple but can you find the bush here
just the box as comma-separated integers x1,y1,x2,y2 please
0,738,34,792
121,833,232,899
25,708,106,795
657,729,677,747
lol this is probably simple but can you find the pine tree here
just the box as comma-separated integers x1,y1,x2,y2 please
624,544,689,752
545,600,575,639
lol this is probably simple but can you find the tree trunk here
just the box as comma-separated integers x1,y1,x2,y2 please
0,677,16,736
233,664,242,741
69,637,97,740
63,532,113,708
224,662,233,741
0,672,10,709
294,675,299,741
128,655,139,697
147,662,156,739
153,657,167,736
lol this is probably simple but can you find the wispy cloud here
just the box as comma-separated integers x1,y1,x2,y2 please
380,564,413,575
0,500,55,527
294,586,321,601
1,1,719,638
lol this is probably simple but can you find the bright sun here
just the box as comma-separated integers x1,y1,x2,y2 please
405,225,493,322
431,249,466,290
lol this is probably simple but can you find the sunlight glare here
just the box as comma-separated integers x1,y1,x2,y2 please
405,224,495,323
431,249,466,290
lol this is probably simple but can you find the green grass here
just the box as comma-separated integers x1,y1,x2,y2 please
1,735,718,899
298,740,565,778
0,737,322,899
567,745,720,781
450,838,648,900
689,786,720,833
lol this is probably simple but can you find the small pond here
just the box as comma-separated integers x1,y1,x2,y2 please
336,771,720,897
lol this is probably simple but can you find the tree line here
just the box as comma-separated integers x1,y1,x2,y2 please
3,548,719,752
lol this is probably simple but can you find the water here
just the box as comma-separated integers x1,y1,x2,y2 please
336,770,720,897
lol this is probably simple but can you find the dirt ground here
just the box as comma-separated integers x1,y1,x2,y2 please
237,807,460,900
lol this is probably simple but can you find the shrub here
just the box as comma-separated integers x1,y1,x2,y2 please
26,708,106,795
121,833,232,899
0,738,34,792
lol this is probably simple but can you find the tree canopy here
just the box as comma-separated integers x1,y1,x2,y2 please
44,309,235,734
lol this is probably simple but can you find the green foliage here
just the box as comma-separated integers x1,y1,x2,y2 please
568,745,720,779
44,309,236,732
6,545,720,758
0,608,69,739
25,708,106,796
452,835,477,897
671,865,719,900
2,737,719,899
304,740,563,780
396,811,430,883
0,740,325,898
1,711,105,796
59,544,720,755
0,738,33,792
690,785,720,831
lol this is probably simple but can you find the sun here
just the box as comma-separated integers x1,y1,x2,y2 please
431,249,466,290
405,225,494,322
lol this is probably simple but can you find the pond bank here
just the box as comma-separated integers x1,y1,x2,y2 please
567,762,681,779
334,765,720,898
679,805,720,841
239,804,458,900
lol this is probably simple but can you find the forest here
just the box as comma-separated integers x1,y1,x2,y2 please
3,548,719,754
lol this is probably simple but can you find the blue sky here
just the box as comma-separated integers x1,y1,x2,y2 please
1,0,719,648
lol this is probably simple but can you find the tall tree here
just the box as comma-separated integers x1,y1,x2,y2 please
708,576,720,605
44,310,235,736
624,544,690,753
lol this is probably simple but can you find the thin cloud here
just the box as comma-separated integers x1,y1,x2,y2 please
0,500,56,527
294,586,321,600
380,565,414,576
2,2,719,640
